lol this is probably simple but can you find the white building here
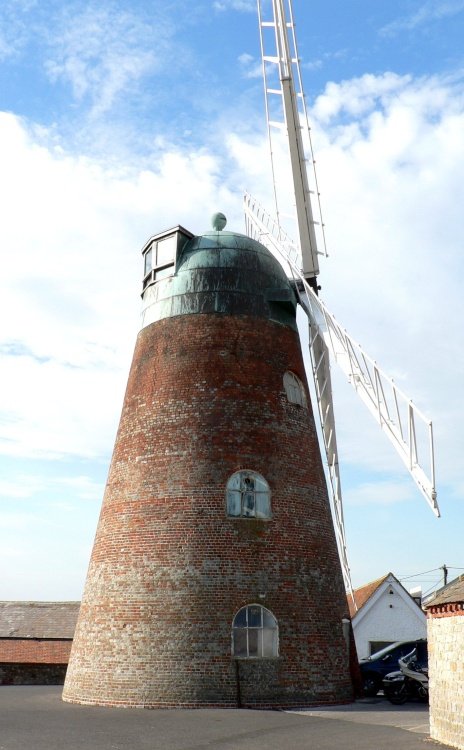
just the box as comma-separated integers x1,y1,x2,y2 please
348,572,426,659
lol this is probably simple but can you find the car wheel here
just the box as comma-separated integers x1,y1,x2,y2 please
386,683,408,705
362,674,380,697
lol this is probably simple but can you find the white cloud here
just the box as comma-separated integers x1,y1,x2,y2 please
305,59,323,72
213,0,255,11
43,5,166,116
0,479,39,499
233,69,464,516
3,69,462,495
0,0,33,61
0,35,15,61
381,0,464,35
312,72,413,123
0,111,247,462
305,73,464,504
0,474,102,501
303,49,348,74
238,53,263,79
344,480,415,507
53,475,103,501
2,62,464,595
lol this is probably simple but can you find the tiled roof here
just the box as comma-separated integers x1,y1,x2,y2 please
425,575,464,608
347,573,391,618
0,601,80,639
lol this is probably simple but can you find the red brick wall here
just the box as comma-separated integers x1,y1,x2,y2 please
63,313,352,708
428,604,464,618
0,639,72,664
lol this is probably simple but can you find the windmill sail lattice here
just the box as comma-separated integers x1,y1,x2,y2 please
246,0,439,600
257,0,327,286
244,193,438,518
244,192,352,595
245,0,440,594
244,191,439,587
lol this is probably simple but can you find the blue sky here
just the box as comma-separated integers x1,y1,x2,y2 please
1,0,464,600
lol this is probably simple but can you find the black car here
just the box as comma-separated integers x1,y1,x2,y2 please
359,639,427,696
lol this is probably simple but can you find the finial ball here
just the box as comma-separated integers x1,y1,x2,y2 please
211,212,227,231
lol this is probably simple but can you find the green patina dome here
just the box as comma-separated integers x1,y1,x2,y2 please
179,229,291,283
141,227,297,331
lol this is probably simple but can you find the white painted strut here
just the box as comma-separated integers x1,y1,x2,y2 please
245,192,354,600
250,1,439,604
303,284,439,517
257,0,326,283
244,192,439,520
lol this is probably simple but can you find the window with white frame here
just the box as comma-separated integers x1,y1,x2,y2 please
143,234,177,282
283,371,307,407
226,471,271,519
232,605,278,658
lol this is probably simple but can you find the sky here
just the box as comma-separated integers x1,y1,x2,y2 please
1,0,464,601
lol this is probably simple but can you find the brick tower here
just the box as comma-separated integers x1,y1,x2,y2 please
63,216,353,708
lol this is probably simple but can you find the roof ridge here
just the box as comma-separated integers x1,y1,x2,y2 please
353,572,391,594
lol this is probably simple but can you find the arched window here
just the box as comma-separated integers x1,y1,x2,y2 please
226,471,271,519
283,371,307,407
232,605,279,658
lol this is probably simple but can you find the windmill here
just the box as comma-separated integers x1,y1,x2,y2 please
244,0,439,601
62,0,438,709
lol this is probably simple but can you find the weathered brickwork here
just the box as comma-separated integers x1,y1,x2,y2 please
63,311,352,708
428,609,464,749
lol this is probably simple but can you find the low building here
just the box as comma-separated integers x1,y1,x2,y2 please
426,575,464,750
348,572,426,659
0,601,79,685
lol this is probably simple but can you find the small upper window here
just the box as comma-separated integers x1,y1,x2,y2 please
143,236,176,281
141,227,194,293
144,247,153,276
232,605,279,658
156,235,177,266
226,471,271,519
283,371,307,407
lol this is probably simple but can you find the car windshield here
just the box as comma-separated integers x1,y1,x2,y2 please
402,649,417,664
364,643,404,661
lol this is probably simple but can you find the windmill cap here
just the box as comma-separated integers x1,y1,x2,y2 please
141,225,298,332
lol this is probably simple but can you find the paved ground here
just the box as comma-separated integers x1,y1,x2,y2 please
292,696,431,734
0,687,452,750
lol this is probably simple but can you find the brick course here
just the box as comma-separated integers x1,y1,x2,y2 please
0,639,72,664
63,312,353,708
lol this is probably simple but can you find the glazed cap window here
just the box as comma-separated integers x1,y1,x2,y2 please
144,247,152,276
143,235,177,281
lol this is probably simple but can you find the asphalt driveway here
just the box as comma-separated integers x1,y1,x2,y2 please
0,687,451,750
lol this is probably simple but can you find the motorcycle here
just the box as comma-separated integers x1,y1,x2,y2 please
382,647,429,705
